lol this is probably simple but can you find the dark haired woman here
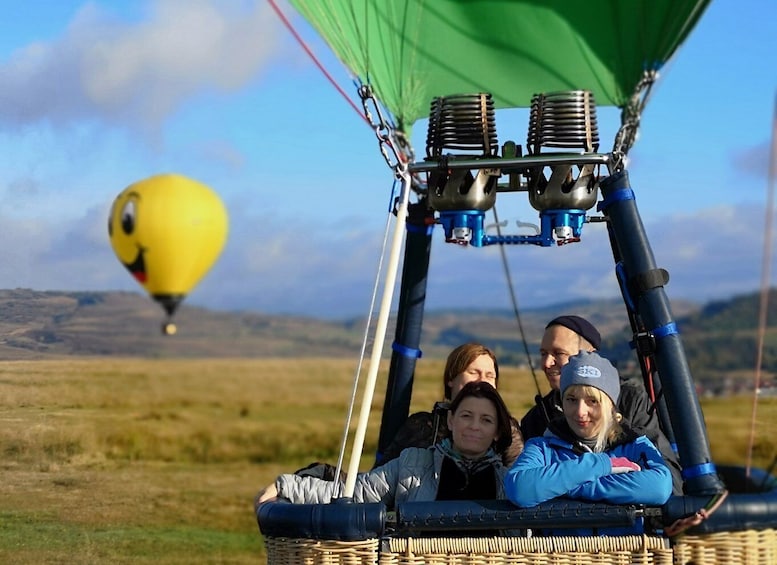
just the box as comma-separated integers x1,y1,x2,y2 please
256,381,514,509
378,341,523,468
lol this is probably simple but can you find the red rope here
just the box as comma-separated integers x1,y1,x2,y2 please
267,0,369,125
645,356,656,402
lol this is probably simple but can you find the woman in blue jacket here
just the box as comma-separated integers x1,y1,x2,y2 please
504,350,672,531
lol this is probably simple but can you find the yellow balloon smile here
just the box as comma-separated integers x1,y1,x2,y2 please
123,246,147,284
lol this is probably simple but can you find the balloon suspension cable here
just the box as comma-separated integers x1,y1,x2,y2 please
332,186,398,489
611,70,658,172
343,169,412,500
267,0,368,125
359,84,416,180
746,91,777,477
490,206,539,392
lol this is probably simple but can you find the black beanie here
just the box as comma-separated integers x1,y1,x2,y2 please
545,315,601,349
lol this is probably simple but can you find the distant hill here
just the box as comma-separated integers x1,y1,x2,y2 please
0,289,653,360
603,290,777,381
0,289,365,359
0,288,775,377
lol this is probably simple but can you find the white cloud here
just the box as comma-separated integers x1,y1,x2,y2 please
186,202,776,317
0,201,773,319
0,0,280,132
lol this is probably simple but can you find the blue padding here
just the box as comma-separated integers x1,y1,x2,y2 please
616,262,636,313
597,187,635,212
652,322,678,339
682,462,717,480
406,222,434,235
396,500,636,532
392,341,422,358
663,477,777,534
257,501,386,541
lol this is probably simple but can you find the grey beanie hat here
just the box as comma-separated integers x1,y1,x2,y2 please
560,350,620,404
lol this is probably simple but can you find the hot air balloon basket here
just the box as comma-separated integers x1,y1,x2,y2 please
379,535,674,564
671,528,777,564
263,537,379,565
264,530,777,564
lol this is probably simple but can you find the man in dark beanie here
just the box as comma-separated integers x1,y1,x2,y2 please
519,314,684,494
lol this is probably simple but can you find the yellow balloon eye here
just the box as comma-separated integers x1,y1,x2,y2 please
121,200,136,235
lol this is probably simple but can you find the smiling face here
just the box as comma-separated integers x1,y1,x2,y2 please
540,325,591,391
562,384,610,440
446,354,497,400
108,189,146,283
446,396,500,459
107,174,229,303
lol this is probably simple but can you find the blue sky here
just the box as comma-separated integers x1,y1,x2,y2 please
0,0,775,320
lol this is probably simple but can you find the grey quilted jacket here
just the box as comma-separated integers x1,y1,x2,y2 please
276,446,509,507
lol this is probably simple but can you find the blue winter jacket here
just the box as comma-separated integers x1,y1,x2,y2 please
504,423,672,534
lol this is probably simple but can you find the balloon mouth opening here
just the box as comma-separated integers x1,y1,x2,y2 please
123,247,147,283
153,294,186,316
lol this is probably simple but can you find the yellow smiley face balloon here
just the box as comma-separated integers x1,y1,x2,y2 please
108,174,229,333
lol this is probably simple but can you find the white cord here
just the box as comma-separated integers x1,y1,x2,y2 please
343,170,411,498
332,186,397,493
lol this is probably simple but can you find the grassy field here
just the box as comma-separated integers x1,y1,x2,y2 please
0,358,775,564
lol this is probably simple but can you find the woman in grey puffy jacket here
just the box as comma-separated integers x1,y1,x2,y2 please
255,381,514,510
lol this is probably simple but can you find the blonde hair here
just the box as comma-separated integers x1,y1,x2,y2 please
564,384,623,452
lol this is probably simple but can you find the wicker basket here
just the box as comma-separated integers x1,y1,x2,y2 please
379,535,672,565
264,537,380,565
264,529,777,564
264,534,672,564
671,528,777,565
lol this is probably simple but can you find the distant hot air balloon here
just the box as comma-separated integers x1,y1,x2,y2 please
108,173,229,335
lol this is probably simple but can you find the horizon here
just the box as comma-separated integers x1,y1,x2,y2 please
2,284,762,324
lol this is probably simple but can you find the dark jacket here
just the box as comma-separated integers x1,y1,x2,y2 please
519,378,685,494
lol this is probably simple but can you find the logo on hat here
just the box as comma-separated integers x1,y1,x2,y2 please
576,365,602,379
561,351,621,404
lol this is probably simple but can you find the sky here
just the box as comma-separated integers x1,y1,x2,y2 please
0,0,775,320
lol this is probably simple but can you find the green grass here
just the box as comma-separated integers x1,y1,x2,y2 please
0,357,774,563
0,513,257,564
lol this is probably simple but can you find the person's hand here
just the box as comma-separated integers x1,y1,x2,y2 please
610,456,641,474
254,482,279,511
